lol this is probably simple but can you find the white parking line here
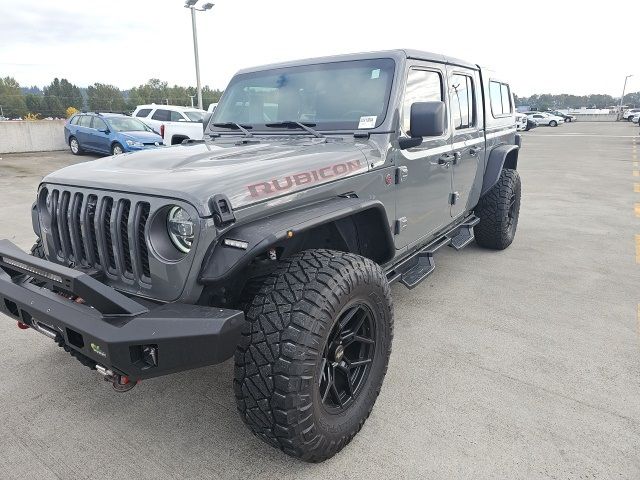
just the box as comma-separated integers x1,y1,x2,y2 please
526,134,639,138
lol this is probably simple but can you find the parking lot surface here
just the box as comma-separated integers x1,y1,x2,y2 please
0,122,639,479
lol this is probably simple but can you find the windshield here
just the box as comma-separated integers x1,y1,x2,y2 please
185,111,205,122
211,58,395,132
108,117,151,133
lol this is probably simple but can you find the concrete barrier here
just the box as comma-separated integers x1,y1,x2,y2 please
572,113,618,122
0,120,68,153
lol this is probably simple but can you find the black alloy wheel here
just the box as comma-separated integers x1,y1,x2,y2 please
319,303,376,413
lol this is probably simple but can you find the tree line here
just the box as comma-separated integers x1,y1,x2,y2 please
514,92,640,110
0,76,223,119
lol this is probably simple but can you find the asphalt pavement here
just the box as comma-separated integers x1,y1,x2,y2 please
0,121,639,479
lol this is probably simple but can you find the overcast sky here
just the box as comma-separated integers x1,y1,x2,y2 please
1,0,638,96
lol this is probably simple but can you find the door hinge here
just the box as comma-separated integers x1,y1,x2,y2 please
396,166,408,184
394,217,408,234
449,192,460,205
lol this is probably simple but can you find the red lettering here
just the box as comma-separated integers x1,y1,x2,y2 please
247,182,273,198
333,164,347,175
293,172,312,186
272,176,293,191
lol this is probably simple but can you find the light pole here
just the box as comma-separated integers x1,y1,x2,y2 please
619,74,633,119
184,0,214,111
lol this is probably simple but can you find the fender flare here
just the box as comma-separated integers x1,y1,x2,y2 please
481,143,519,196
198,197,394,284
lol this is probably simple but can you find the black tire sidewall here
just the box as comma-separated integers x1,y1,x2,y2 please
112,143,123,155
312,283,392,439
550,120,557,127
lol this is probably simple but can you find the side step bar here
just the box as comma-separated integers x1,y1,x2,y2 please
387,215,480,289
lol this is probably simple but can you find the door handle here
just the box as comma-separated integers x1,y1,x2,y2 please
433,153,453,167
469,147,480,156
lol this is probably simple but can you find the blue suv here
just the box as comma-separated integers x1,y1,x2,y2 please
64,113,164,156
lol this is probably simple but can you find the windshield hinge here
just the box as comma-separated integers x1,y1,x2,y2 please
353,132,370,139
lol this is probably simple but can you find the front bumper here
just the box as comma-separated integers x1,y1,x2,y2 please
0,240,243,380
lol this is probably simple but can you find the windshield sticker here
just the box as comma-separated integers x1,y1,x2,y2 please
358,116,377,129
371,69,380,79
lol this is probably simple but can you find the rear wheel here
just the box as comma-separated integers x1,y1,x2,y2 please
474,168,521,250
69,136,82,155
234,249,393,462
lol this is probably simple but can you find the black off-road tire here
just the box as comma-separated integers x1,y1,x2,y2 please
30,239,45,259
234,249,393,462
474,168,521,250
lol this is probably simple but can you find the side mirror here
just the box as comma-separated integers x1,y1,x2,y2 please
202,112,213,132
399,101,446,149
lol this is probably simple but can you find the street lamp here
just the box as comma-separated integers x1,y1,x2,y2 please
619,74,633,120
184,0,214,110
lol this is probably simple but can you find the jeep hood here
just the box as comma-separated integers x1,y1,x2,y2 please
44,137,369,216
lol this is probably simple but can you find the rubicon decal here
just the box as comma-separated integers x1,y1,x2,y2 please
247,159,364,198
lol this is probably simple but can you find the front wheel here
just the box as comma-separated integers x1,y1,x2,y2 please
549,120,558,127
111,143,124,155
234,250,393,462
474,168,522,250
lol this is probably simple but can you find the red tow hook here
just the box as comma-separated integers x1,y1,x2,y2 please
17,321,29,330
111,374,139,393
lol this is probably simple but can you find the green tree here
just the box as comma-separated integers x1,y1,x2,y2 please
0,76,27,118
87,83,126,112
202,86,223,109
24,93,43,116
42,95,65,118
44,78,84,110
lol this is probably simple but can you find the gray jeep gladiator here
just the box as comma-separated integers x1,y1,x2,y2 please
0,50,521,462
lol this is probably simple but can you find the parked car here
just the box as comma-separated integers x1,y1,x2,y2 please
64,113,164,156
515,112,528,131
2,49,522,463
132,104,207,144
548,110,576,122
630,112,640,124
207,102,218,113
525,111,564,127
525,117,538,131
623,108,640,120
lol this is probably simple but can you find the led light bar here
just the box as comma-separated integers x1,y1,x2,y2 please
223,239,249,250
1,257,64,284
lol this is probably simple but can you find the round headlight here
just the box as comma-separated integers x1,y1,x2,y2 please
167,206,194,253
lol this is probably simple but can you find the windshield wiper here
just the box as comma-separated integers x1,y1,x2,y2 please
265,121,324,138
212,122,253,137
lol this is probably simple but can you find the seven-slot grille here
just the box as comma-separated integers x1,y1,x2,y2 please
46,188,152,284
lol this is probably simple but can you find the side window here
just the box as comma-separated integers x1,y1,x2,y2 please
151,109,171,121
489,80,512,117
78,115,92,128
135,108,152,118
402,69,443,134
69,115,79,125
93,118,107,131
450,74,475,129
170,111,184,122
500,83,512,114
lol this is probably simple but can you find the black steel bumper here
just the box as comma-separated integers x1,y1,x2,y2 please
0,240,244,380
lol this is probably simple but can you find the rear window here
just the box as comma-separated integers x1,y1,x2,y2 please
185,111,205,122
489,81,512,117
78,115,93,127
151,109,171,121
170,111,184,122
135,108,152,118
